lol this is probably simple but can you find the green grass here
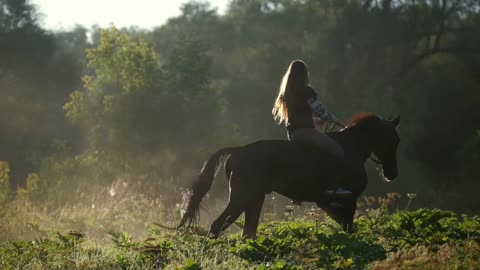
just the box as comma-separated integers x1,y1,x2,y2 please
1,207,479,269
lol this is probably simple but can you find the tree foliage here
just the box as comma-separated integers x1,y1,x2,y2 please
64,29,239,179
0,0,479,209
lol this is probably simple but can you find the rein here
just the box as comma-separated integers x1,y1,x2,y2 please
368,155,382,165
327,121,382,166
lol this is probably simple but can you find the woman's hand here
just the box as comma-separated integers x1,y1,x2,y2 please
313,117,326,129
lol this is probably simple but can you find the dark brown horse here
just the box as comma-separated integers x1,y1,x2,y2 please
176,113,400,238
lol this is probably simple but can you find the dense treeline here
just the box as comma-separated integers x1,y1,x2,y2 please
0,0,479,211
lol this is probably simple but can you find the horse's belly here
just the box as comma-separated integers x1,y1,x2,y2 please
272,182,330,202
268,168,367,202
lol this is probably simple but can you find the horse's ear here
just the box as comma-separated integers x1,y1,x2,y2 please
391,115,400,127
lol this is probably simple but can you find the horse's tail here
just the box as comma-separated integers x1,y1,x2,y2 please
177,147,238,229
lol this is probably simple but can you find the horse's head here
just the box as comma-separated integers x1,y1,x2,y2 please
373,116,400,181
348,113,400,182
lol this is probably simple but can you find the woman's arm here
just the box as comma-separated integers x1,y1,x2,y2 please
306,98,340,125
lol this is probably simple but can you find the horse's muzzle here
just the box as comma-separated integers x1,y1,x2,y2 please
382,167,398,182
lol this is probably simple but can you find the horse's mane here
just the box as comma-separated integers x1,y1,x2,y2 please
348,112,379,126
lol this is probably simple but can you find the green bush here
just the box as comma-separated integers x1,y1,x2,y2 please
1,200,480,269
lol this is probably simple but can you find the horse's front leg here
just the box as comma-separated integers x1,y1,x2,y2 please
316,196,357,233
340,197,357,233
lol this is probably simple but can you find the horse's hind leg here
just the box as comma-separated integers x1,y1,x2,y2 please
209,203,243,238
243,194,265,239
209,185,246,238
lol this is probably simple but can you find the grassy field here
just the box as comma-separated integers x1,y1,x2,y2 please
1,193,479,269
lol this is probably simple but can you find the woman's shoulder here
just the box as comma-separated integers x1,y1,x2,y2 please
303,86,317,99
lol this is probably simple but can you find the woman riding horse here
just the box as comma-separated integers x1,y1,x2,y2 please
272,60,350,198
175,113,400,239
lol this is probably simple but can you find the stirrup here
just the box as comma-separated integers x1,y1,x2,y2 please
323,188,352,197
329,201,342,207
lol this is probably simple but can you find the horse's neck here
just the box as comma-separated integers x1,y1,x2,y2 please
329,128,372,164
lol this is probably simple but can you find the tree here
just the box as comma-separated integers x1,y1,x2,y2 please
0,0,82,186
64,29,239,180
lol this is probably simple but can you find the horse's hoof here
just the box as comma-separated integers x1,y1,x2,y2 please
291,200,302,206
207,232,219,239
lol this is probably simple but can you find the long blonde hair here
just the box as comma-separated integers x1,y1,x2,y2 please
272,60,310,124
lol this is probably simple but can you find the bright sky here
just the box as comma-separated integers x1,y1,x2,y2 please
31,0,228,30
